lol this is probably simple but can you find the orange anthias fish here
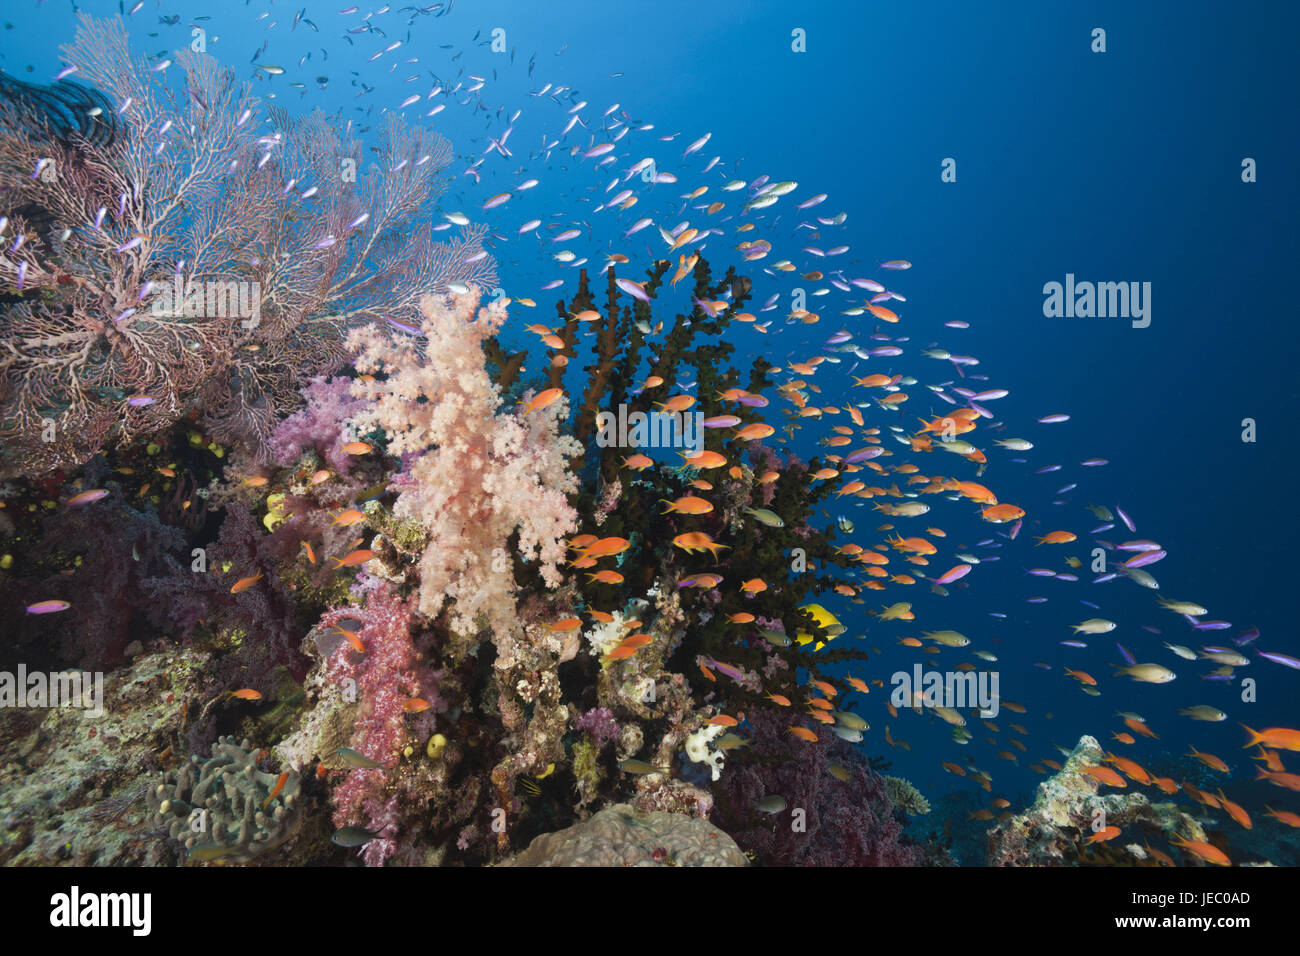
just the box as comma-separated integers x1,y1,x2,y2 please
1215,790,1252,829
519,387,564,414
335,628,365,654
1188,746,1230,773
661,495,713,515
576,537,631,560
332,549,377,569
340,441,373,455
1241,724,1300,752
403,698,432,714
788,726,819,742
1105,753,1151,785
230,572,263,594
1124,717,1159,739
1171,834,1230,866
262,771,289,811
229,688,262,701
1265,807,1300,828
1081,765,1127,788
671,532,729,559
1085,826,1121,845
331,508,367,527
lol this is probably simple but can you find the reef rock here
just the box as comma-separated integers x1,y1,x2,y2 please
499,803,748,867
0,647,212,865
987,734,1206,866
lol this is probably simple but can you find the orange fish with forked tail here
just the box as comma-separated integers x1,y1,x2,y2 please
672,532,729,559
332,549,376,569
1171,834,1230,866
1241,724,1300,752
519,388,564,414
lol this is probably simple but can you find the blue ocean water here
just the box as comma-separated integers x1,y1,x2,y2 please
2,0,1296,862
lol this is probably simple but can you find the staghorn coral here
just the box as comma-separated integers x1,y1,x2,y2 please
0,14,494,479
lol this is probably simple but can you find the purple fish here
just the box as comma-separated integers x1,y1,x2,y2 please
126,395,155,407
1026,569,1055,577
707,657,744,681
385,316,423,335
616,277,650,302
1257,650,1300,670
27,600,71,614
1116,505,1136,533
1092,573,1119,583
1081,458,1109,467
1035,465,1061,474
702,416,741,429
1234,628,1260,646
1090,523,1115,534
843,447,883,464
540,279,564,290
1026,597,1048,604
1054,574,1079,582
1141,625,1162,634
1037,413,1070,424
1192,621,1232,631
1061,641,1088,648
1123,549,1164,568
1118,540,1162,552
1116,642,1137,666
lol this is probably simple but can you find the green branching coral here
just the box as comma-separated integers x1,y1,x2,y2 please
885,775,931,816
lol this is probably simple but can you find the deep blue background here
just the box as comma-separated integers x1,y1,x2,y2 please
5,0,1296,834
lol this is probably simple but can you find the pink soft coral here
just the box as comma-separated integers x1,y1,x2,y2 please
345,289,580,637
268,376,367,474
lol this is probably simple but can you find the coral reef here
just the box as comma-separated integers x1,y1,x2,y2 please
986,735,1207,866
